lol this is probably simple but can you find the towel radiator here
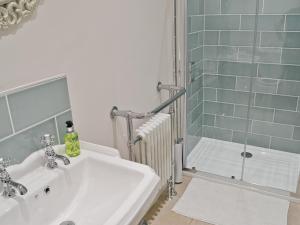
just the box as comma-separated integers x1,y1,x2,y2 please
110,82,185,198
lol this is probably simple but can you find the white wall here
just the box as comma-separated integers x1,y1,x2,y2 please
0,0,174,158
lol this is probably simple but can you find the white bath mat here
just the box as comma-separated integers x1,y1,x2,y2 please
173,178,289,225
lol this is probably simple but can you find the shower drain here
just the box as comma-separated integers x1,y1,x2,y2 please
241,152,253,158
60,221,75,225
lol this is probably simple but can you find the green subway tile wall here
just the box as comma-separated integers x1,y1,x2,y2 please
0,77,72,164
187,0,300,154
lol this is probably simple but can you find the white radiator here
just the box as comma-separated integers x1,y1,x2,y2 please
135,113,172,188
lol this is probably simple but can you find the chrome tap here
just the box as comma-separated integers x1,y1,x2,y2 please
41,134,70,169
0,158,28,198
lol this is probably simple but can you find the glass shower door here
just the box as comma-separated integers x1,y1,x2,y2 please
185,0,300,199
185,0,258,181
242,0,300,196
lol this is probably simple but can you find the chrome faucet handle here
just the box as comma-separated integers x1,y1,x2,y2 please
0,157,13,171
0,158,28,198
0,158,11,183
0,158,7,171
41,134,55,146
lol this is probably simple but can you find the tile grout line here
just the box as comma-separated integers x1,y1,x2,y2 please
204,44,290,49
203,123,293,140
204,123,296,143
296,97,299,112
272,108,276,123
5,95,15,134
259,32,262,47
0,108,71,144
202,58,300,67
203,29,300,32
0,74,66,97
204,85,300,99
283,15,287,31
205,98,300,114
204,13,300,16
275,78,279,94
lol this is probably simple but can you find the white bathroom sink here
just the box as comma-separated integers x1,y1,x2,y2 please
0,141,160,225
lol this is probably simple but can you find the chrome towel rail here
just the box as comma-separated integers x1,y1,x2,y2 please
110,85,185,120
110,82,185,199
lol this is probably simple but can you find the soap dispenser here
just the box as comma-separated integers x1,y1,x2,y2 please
64,121,80,157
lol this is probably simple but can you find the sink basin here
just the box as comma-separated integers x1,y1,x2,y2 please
0,141,160,225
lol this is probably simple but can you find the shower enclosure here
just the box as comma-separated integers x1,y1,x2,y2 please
183,0,300,199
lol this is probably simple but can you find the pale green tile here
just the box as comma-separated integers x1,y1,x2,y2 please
215,115,249,132
205,0,220,14
220,31,256,46
218,61,257,77
232,131,270,148
221,0,262,14
202,125,233,141
189,117,203,136
188,33,199,50
187,17,192,33
191,16,204,32
293,127,300,140
282,49,300,65
238,47,281,63
205,15,240,30
191,76,203,94
186,84,192,97
204,88,217,101
190,62,204,80
191,47,203,62
236,77,277,94
198,32,204,46
0,97,13,139
264,0,300,14
0,119,57,164
187,92,198,112
188,0,204,16
203,74,236,89
203,114,215,126
192,104,203,122
252,121,293,138
258,64,300,81
274,110,300,126
204,46,238,61
196,127,203,137
203,101,234,116
217,89,254,105
204,31,219,45
203,60,218,74
255,93,298,110
277,80,300,96
8,78,71,131
271,137,300,154
56,111,73,144
241,15,285,31
198,87,204,103
234,105,274,122
261,32,300,48
286,15,300,31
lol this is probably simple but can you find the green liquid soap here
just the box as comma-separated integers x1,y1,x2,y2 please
64,121,80,157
